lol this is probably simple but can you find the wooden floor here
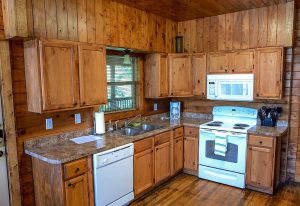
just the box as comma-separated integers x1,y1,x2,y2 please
131,174,300,206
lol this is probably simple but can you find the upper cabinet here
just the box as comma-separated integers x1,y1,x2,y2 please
78,44,107,106
168,54,193,97
207,52,229,73
208,50,254,74
24,39,107,113
254,47,284,100
232,50,254,73
192,54,207,97
144,54,169,98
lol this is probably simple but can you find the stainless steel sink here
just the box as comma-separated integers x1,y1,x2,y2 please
140,124,162,131
120,128,141,136
118,124,163,136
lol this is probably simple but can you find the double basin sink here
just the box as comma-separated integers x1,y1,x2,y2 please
117,124,164,136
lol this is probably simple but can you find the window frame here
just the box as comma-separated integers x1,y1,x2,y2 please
103,51,143,115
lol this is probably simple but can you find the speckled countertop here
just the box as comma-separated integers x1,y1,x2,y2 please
247,125,288,137
24,116,289,165
24,118,210,164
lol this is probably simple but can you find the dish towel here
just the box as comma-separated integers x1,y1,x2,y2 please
214,132,228,157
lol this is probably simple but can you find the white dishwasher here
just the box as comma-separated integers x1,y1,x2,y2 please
93,143,134,206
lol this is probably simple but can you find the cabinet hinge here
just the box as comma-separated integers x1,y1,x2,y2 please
153,178,155,183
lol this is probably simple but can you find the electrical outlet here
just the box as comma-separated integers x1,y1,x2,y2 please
45,118,53,130
154,103,158,111
75,113,81,124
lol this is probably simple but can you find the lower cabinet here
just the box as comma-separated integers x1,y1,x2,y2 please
184,127,199,173
246,134,282,194
155,141,171,183
65,174,89,206
134,137,155,195
32,157,93,206
174,135,184,173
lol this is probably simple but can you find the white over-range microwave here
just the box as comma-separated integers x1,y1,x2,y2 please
207,74,254,101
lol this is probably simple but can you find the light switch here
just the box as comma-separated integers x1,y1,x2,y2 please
75,113,81,124
154,103,158,111
45,118,53,130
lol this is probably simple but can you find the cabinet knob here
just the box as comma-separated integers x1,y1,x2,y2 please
232,69,235,72
74,103,78,106
225,69,228,72
82,102,86,105
75,168,80,173
197,80,200,83
256,94,259,97
259,141,263,144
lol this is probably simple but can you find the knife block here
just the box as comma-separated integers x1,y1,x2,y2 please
261,118,277,127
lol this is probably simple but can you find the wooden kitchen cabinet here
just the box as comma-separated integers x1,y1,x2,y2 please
134,137,154,196
145,53,169,98
207,52,229,73
78,43,107,106
254,47,284,99
232,50,254,73
65,174,89,206
24,39,79,113
174,135,184,173
184,127,199,173
192,54,207,97
154,131,171,183
168,54,193,96
246,134,282,194
32,157,93,206
24,38,108,113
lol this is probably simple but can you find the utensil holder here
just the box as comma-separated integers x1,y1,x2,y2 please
261,118,277,127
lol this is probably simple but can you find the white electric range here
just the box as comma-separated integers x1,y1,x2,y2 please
198,106,257,188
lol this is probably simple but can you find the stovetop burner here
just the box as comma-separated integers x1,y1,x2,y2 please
211,121,223,124
234,123,249,127
233,126,246,130
206,123,222,127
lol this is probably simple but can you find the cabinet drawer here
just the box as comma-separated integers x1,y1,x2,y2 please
184,127,199,137
248,135,274,148
64,158,87,180
174,127,183,138
155,131,171,146
134,137,154,154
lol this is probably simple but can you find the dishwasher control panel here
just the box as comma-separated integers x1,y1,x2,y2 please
94,143,134,168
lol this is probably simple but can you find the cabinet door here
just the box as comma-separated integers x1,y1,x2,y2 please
255,48,283,99
207,53,229,73
169,54,192,96
184,136,198,171
78,44,107,106
155,142,171,183
65,174,89,206
232,50,254,73
40,40,79,111
159,54,169,97
134,148,154,195
174,136,184,173
192,54,207,97
246,146,274,189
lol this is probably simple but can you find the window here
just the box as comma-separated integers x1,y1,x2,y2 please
102,55,139,113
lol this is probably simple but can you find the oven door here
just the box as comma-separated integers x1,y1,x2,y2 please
216,80,253,101
199,129,247,174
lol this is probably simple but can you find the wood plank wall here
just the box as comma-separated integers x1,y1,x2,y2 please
0,0,4,39
26,0,177,53
177,2,294,53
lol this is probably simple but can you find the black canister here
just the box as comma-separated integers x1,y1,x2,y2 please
175,36,183,53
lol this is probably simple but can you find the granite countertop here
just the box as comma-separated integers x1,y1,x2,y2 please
24,116,289,165
247,124,288,137
24,118,210,164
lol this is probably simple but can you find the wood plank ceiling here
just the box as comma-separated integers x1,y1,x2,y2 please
112,0,293,21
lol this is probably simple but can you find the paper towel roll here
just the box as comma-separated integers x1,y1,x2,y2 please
94,112,105,135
